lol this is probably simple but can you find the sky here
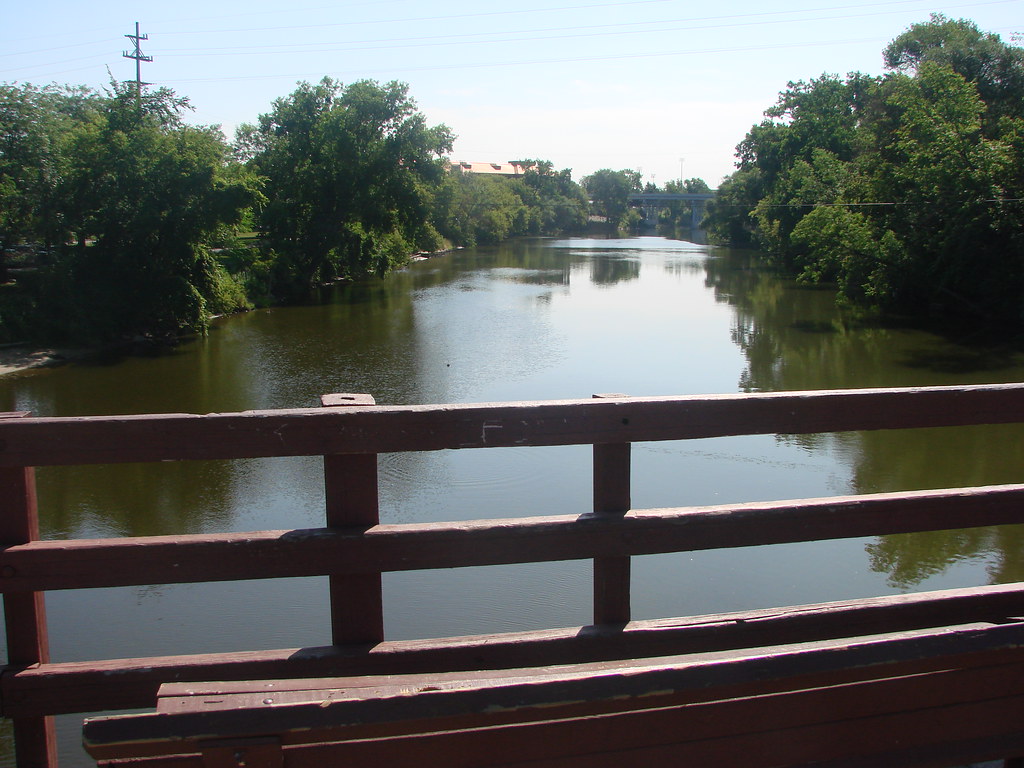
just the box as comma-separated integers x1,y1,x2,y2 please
2,0,1022,187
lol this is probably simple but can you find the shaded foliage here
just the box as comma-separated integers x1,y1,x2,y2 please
581,168,642,229
238,78,453,294
0,83,99,274
705,17,1024,329
436,159,588,246
0,80,260,343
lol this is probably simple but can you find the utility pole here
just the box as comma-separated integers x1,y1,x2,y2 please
122,22,152,107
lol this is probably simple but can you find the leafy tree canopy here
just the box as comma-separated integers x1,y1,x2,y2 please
239,78,454,292
581,168,641,227
884,14,1024,129
705,16,1024,328
0,79,262,342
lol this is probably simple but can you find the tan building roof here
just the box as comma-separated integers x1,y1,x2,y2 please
449,161,527,176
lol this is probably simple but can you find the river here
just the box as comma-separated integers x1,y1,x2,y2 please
3,235,1024,766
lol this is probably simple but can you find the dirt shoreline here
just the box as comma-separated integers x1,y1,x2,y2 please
0,345,87,377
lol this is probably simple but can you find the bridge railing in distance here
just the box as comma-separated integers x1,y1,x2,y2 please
3,384,1024,767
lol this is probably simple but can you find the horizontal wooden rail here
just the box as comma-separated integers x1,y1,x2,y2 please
0,384,1022,466
7,583,1024,719
2,485,1024,593
85,647,1024,768
3,384,1024,767
81,621,1024,759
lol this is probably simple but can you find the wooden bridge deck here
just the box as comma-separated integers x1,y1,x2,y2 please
2,385,1024,766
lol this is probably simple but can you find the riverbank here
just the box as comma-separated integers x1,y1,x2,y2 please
0,344,87,377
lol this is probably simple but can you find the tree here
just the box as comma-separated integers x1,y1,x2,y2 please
784,62,1024,320
458,173,527,244
870,62,1023,318
519,160,589,233
0,83,98,276
703,168,763,246
581,168,640,228
711,74,880,252
709,17,1024,327
431,159,587,246
240,78,453,292
752,148,864,266
0,84,49,265
884,14,1024,131
45,80,262,341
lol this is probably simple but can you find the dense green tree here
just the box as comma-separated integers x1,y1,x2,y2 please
706,74,877,252
433,161,588,246
870,63,1022,318
884,14,1024,131
0,83,98,273
43,81,261,341
707,17,1024,327
0,84,52,264
703,168,763,246
753,148,865,267
518,160,589,233
581,168,641,228
453,173,527,245
725,75,880,262
239,78,453,292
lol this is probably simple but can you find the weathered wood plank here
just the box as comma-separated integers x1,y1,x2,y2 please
0,384,1022,466
88,699,1024,768
150,651,1024,722
4,485,1024,593
7,584,1024,718
274,690,1024,768
80,621,1024,759
182,665,1024,768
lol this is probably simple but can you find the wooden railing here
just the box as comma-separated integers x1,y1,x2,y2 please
4,384,1024,767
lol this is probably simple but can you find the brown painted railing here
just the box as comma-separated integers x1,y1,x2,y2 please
4,384,1024,767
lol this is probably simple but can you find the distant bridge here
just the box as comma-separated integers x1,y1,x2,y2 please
628,192,717,229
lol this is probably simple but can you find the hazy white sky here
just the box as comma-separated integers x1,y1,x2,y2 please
3,0,1021,186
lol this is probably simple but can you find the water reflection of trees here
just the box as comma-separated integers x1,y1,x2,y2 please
589,254,640,285
866,525,1024,589
406,239,581,289
38,460,256,539
706,247,1024,589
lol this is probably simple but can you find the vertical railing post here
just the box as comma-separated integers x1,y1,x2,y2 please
592,394,631,625
0,412,57,768
320,394,383,646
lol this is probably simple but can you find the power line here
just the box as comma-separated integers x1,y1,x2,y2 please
0,39,114,60
745,199,1024,207
0,53,110,75
163,36,881,85
1,0,1015,88
154,0,677,36
154,1,1005,60
154,0,952,48
149,0,1010,40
